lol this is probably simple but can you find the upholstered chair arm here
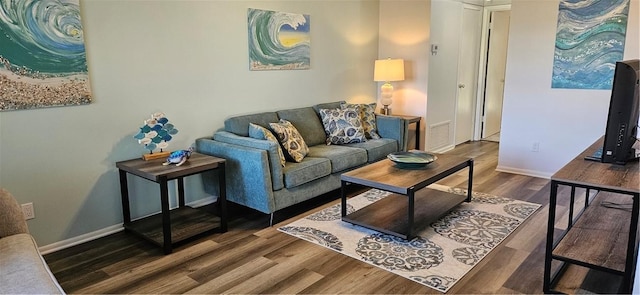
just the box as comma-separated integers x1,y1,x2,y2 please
0,188,29,237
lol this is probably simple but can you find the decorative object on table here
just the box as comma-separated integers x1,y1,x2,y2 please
279,184,541,293
0,0,92,111
248,8,310,71
133,112,179,160
163,147,194,166
551,0,630,89
374,58,405,115
387,150,437,169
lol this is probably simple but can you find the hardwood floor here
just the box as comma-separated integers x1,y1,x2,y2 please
45,141,625,294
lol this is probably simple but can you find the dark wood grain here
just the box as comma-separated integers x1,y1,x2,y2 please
552,137,639,194
553,191,631,273
45,141,627,294
343,189,467,238
116,152,225,182
341,154,471,194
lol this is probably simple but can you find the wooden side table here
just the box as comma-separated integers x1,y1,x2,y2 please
116,152,227,254
395,115,422,150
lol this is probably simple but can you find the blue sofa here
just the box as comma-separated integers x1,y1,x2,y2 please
196,101,409,223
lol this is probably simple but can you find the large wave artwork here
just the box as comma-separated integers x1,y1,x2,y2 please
248,8,310,71
0,0,92,111
551,0,630,89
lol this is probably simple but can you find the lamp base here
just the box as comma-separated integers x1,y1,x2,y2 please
381,106,391,115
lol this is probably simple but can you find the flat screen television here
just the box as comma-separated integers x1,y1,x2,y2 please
587,59,640,165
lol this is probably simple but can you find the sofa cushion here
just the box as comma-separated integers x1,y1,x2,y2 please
269,119,309,162
341,102,381,139
282,157,331,188
276,107,326,146
248,123,286,167
318,107,367,145
346,138,398,163
308,144,367,173
224,112,279,137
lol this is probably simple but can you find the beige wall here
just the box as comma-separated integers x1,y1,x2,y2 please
0,0,381,248
498,0,640,177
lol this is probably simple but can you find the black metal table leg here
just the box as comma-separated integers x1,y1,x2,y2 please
119,170,131,225
544,180,559,293
159,176,172,254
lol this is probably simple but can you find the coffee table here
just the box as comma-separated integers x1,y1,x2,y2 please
340,153,473,240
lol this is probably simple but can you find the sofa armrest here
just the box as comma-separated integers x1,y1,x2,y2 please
375,115,409,151
0,188,29,237
195,138,277,214
213,131,284,186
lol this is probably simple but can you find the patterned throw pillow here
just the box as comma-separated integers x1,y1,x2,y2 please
269,119,309,163
319,107,367,145
248,123,286,167
341,102,380,139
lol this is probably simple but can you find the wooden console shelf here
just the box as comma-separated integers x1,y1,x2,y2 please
543,137,640,293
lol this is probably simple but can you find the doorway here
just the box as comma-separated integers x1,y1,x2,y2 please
476,6,511,142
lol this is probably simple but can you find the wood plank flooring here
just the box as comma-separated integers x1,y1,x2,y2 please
44,141,626,294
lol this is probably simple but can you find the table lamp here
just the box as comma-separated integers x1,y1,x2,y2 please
374,58,405,115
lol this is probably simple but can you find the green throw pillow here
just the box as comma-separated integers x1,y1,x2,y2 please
248,123,286,167
341,102,381,139
319,107,367,145
269,119,309,162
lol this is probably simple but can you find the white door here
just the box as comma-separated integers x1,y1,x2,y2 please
482,10,510,139
455,5,483,145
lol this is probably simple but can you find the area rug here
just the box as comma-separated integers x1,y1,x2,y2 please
278,184,540,293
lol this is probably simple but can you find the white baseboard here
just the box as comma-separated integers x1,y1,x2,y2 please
495,165,552,179
430,144,455,154
38,196,218,255
39,224,124,255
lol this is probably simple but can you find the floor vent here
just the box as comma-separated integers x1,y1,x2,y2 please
429,121,451,150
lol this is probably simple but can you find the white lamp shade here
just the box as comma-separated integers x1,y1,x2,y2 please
374,59,405,82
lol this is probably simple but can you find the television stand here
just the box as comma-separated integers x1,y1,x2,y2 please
544,136,640,293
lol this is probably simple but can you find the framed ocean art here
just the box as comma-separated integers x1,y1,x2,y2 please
551,0,630,89
248,8,310,71
0,0,92,111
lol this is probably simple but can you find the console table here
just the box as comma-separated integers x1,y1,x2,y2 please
543,137,639,293
116,152,227,254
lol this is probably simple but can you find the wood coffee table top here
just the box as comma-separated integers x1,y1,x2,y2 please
341,153,472,194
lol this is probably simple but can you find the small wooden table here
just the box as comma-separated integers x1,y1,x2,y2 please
116,152,227,254
395,115,422,150
341,153,473,240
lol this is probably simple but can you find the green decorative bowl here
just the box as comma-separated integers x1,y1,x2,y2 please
387,151,437,168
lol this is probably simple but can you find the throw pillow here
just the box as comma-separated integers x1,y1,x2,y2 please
269,119,309,162
248,123,286,167
341,102,381,139
319,107,367,145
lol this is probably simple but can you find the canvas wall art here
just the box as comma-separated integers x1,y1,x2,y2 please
551,0,630,89
248,8,310,71
0,0,92,111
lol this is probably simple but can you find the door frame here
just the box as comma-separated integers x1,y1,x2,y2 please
473,4,511,141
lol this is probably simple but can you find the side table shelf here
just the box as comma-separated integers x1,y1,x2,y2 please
117,152,227,254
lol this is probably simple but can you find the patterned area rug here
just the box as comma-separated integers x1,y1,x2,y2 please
278,184,540,293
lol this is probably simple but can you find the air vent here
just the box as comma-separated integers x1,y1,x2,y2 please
429,121,451,150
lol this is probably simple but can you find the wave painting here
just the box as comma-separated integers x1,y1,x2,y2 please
248,8,310,71
0,0,92,111
551,0,630,89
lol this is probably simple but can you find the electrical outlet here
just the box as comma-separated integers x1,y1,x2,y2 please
531,142,540,152
21,203,35,220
